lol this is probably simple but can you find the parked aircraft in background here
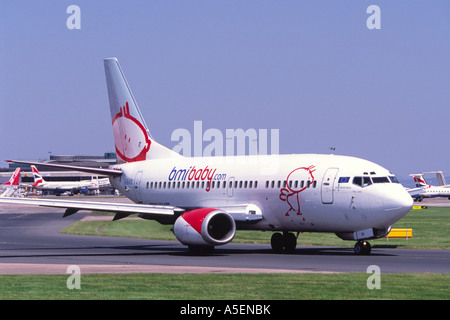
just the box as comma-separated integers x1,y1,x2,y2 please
427,171,449,188
31,165,100,196
408,173,450,202
1,167,22,197
0,58,413,255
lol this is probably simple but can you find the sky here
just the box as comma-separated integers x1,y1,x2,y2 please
1,1,449,184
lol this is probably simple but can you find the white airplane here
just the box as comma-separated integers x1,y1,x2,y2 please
427,171,449,188
0,58,413,255
31,165,100,196
1,167,22,197
408,173,450,202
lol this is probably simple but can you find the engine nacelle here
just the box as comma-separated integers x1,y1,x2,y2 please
173,208,236,246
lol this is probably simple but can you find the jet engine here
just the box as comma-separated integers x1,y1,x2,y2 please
173,208,236,247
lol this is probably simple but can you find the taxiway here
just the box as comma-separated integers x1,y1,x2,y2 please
0,198,449,274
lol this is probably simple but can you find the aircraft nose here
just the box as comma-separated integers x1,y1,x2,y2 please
384,188,413,221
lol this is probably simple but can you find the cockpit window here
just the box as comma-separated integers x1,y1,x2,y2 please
363,177,372,187
372,177,390,184
389,176,400,183
353,177,363,187
353,176,394,187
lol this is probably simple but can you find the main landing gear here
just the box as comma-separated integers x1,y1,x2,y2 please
271,232,297,253
354,240,372,255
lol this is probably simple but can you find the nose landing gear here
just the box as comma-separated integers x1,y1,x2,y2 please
354,240,371,255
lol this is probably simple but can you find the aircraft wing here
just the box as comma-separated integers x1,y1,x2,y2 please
6,160,122,176
0,197,184,220
407,187,425,197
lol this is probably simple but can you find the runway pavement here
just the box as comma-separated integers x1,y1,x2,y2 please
0,197,449,274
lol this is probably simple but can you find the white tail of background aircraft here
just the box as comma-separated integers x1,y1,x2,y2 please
1,58,413,255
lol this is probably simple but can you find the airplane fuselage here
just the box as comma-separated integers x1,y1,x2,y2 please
110,153,412,235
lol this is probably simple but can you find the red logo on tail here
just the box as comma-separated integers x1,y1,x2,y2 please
112,102,151,162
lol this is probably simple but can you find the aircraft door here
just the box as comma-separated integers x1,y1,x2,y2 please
321,168,339,204
227,177,235,197
134,171,143,203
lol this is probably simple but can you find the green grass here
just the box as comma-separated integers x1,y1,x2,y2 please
0,273,448,300
60,207,450,249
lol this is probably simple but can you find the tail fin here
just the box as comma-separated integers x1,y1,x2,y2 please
435,171,447,186
3,167,21,186
103,58,181,163
31,165,45,187
411,174,428,188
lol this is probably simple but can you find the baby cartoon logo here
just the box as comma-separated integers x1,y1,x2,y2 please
112,102,151,162
279,165,316,217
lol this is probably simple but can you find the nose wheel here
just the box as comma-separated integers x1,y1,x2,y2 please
354,240,371,255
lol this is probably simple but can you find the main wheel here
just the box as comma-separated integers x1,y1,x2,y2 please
284,232,297,253
271,233,284,253
270,232,297,253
